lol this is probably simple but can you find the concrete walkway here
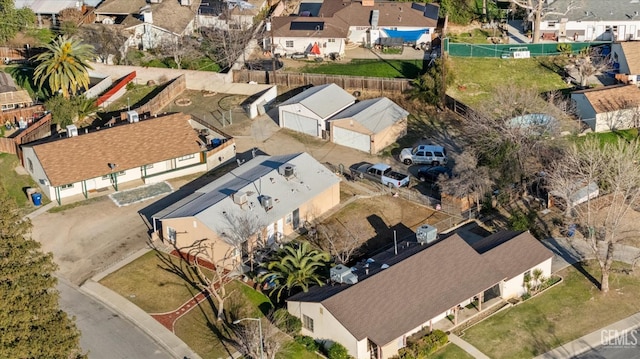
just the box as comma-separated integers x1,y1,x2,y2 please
542,237,640,273
449,334,491,359
535,312,640,359
506,20,531,44
80,280,203,359
24,200,56,220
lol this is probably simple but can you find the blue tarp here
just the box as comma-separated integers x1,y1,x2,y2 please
382,28,429,43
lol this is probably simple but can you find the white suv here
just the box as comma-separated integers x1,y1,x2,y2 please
399,145,447,166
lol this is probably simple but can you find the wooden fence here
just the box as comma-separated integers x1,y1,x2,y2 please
233,69,413,95
121,74,187,120
0,111,51,155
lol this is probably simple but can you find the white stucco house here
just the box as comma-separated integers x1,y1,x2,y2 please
328,97,408,154
278,84,356,138
94,0,198,50
269,0,439,57
534,0,640,42
151,152,341,267
287,230,552,359
611,42,640,84
21,113,235,205
571,85,640,132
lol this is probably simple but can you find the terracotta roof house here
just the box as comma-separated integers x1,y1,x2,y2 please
151,152,341,267
611,42,640,84
21,113,236,204
571,85,640,132
277,84,356,138
0,72,33,112
287,230,553,359
94,0,199,50
269,0,439,57
328,97,408,154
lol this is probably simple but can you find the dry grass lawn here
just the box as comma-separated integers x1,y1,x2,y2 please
462,261,640,359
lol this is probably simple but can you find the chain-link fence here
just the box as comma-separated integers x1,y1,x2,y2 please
444,38,611,58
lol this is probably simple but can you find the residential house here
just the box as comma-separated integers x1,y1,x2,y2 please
0,72,33,112
21,113,235,204
269,0,439,57
571,85,640,132
278,84,356,138
152,152,341,266
328,97,408,154
15,0,99,27
533,0,640,42
196,0,268,31
611,42,640,84
287,230,553,359
94,0,198,50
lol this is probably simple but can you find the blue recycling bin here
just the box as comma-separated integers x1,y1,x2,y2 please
211,138,222,148
31,193,42,206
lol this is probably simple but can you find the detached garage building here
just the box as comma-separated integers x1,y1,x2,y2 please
278,84,355,138
329,97,408,154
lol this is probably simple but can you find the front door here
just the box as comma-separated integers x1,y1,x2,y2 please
292,208,300,229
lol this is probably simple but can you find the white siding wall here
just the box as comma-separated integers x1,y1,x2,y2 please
595,108,640,132
611,43,632,75
539,20,640,41
146,163,207,183
22,146,52,197
273,36,345,56
501,257,553,299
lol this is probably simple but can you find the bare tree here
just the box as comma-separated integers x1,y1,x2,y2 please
218,209,267,271
597,99,640,132
547,138,640,292
510,0,582,43
157,36,199,69
77,25,129,64
311,222,362,265
200,23,255,70
438,150,494,213
233,314,284,359
464,86,561,193
565,47,612,88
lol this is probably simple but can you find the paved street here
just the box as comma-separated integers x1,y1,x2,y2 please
57,278,172,359
576,331,640,359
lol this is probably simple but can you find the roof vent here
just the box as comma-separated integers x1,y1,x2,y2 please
66,124,78,137
260,195,273,211
278,163,297,179
416,224,437,245
232,191,248,205
330,264,358,284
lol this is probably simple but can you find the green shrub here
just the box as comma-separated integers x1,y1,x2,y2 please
273,308,301,335
391,347,417,359
395,329,448,358
294,335,320,352
557,43,572,55
327,342,350,359
508,210,532,231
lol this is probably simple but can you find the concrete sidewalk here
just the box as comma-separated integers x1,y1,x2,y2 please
535,312,640,359
80,280,203,359
449,334,491,359
542,237,640,273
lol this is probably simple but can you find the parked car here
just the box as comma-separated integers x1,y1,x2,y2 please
399,145,447,165
417,166,452,183
350,162,410,188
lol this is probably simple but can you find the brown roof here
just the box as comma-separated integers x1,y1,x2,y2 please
620,42,640,74
575,85,640,114
290,231,551,346
328,0,439,28
28,113,203,186
271,16,349,39
96,0,196,34
0,90,33,107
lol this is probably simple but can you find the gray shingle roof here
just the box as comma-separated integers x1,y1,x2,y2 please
329,97,409,134
279,84,356,119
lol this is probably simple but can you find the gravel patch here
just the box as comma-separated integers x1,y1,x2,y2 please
110,182,173,207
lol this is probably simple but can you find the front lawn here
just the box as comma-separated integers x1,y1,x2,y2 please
449,28,495,44
571,128,639,145
298,59,424,79
447,57,570,106
462,261,640,359
430,343,474,359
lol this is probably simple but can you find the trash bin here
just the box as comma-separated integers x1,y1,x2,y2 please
31,192,42,206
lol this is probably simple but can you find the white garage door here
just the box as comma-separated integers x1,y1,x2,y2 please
333,127,371,153
282,112,318,137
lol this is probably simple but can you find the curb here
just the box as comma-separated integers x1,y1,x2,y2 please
91,247,152,282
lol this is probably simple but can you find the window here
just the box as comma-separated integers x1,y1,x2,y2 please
327,38,335,43
302,315,314,332
286,213,292,224
27,158,33,173
102,175,110,180
144,164,154,169
117,170,126,175
60,184,74,190
285,41,294,48
167,227,176,244
548,21,556,28
178,154,195,161
424,151,433,157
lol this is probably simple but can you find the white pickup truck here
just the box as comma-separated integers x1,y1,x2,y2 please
350,162,410,188
399,145,447,166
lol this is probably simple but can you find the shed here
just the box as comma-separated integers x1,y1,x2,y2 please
328,97,408,154
571,84,640,132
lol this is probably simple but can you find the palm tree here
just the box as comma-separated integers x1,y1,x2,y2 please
32,35,95,98
260,241,330,301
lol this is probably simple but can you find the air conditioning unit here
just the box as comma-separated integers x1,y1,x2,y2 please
416,224,437,245
330,265,358,284
278,163,297,178
260,195,273,211
180,0,191,5
233,191,248,205
126,110,139,123
66,124,78,137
